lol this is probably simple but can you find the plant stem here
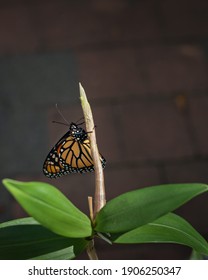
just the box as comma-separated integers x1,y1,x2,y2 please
80,83,106,219
88,196,94,223
86,239,98,260
80,83,107,260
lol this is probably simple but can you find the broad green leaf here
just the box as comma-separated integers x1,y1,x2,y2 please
95,183,208,233
0,218,88,260
112,213,208,255
3,179,92,238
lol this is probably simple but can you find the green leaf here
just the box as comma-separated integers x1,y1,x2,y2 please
0,218,88,260
2,179,92,238
189,250,207,260
0,217,39,228
95,183,208,233
112,213,208,255
30,247,81,260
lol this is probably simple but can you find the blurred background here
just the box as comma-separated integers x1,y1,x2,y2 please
0,0,208,259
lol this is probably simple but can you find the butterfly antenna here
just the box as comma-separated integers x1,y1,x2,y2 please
55,103,70,125
76,116,85,125
52,120,69,126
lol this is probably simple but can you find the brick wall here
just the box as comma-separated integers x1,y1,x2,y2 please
0,0,208,259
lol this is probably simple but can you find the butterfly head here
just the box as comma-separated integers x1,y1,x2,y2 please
69,122,88,142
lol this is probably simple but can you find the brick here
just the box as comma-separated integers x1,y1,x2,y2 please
77,49,146,99
118,99,194,161
0,187,12,223
0,5,38,54
34,1,115,49
92,104,122,163
0,106,46,175
189,96,208,156
104,166,160,200
92,241,190,260
165,160,208,183
0,53,79,106
139,45,208,94
34,0,161,50
0,52,79,177
92,0,161,43
43,173,95,215
161,0,208,39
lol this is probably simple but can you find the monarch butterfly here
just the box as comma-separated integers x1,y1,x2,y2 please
43,122,106,178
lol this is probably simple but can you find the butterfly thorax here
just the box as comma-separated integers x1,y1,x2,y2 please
69,122,88,142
